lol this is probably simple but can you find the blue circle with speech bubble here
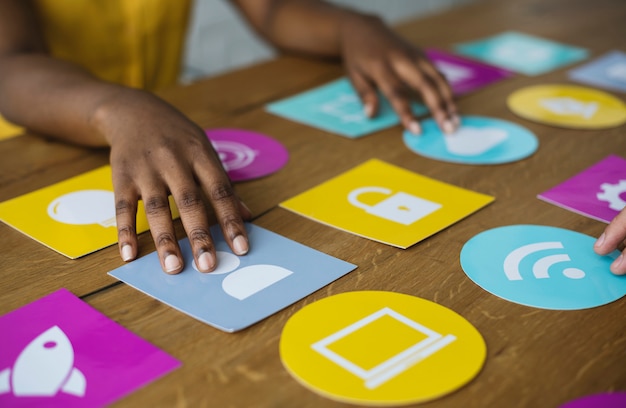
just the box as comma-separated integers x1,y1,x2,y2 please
403,115,538,164
460,225,626,310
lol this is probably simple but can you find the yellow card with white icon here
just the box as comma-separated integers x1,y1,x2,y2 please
0,115,24,140
280,291,486,406
280,159,493,248
507,84,626,128
0,166,179,258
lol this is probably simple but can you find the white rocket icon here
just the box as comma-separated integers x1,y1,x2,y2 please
0,326,86,397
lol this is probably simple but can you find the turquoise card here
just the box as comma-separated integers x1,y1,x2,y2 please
109,224,357,332
266,78,428,138
455,31,588,76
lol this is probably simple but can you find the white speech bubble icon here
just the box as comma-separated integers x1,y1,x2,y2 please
444,126,507,156
47,190,116,228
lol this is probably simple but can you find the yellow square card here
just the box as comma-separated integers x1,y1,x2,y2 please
280,159,494,248
0,166,179,258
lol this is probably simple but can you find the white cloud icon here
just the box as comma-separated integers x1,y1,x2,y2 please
444,126,507,156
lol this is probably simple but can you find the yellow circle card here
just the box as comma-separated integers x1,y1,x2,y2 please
280,291,486,406
507,84,626,128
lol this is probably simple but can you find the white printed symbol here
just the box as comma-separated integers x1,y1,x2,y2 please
493,44,551,62
311,307,456,389
211,140,258,171
606,62,626,82
597,180,626,211
0,326,86,398
434,61,474,84
444,126,507,156
47,190,116,228
539,97,598,119
503,242,586,281
319,94,366,123
348,186,441,225
193,251,292,300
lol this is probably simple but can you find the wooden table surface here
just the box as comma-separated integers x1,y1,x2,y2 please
1,0,625,406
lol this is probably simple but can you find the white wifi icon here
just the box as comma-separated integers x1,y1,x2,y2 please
503,242,586,281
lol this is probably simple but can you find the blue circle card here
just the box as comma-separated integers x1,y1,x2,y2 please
403,116,538,165
460,225,626,310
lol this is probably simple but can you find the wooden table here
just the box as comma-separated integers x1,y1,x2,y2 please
1,0,625,406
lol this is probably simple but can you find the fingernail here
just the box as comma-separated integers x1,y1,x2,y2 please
442,120,455,134
164,254,181,273
409,121,421,135
197,251,215,272
364,103,374,118
121,244,133,262
594,233,605,248
452,114,461,127
233,235,249,255
611,254,624,274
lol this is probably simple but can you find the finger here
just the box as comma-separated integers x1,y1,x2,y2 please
142,184,184,274
373,62,421,134
594,209,626,275
347,68,379,118
418,58,460,126
112,175,139,263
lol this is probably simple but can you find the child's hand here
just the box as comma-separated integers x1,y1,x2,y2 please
594,207,626,275
93,88,251,274
338,14,459,135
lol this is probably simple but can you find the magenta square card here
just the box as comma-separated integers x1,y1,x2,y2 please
538,155,626,223
0,288,180,407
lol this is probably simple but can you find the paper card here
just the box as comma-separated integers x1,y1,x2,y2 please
560,392,626,408
460,225,625,310
280,159,494,249
425,49,513,95
0,288,180,407
569,50,626,93
403,115,538,165
280,291,486,405
0,115,23,140
108,223,357,333
0,166,179,259
538,155,626,223
455,31,588,76
265,78,428,138
206,128,289,182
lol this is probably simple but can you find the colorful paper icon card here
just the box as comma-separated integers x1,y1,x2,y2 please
280,291,486,406
460,225,626,310
569,50,626,93
507,84,626,128
455,31,588,76
560,392,626,408
205,128,289,182
0,288,180,407
403,115,538,165
0,166,179,259
265,77,428,138
109,223,357,332
538,155,626,223
280,159,494,249
0,115,23,140
425,49,513,96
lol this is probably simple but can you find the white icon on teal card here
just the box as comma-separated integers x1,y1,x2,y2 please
47,190,116,227
266,78,428,138
403,115,538,165
311,307,456,389
348,187,441,225
539,97,598,119
597,180,626,211
0,326,86,398
460,225,626,310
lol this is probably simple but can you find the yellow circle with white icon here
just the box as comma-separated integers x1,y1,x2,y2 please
507,84,626,128
280,291,486,406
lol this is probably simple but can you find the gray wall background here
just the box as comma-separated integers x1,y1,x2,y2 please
181,0,472,83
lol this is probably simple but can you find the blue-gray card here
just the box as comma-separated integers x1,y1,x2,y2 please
108,224,357,332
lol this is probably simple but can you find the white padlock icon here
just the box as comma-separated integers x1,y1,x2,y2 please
348,186,442,225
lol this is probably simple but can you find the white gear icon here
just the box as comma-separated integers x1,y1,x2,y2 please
597,180,626,211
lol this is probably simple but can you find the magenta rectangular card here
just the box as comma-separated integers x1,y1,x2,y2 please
538,155,626,223
0,289,180,407
426,49,513,96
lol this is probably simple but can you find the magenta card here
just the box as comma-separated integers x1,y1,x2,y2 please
0,289,180,407
426,49,513,96
206,128,289,182
560,392,626,408
538,155,626,223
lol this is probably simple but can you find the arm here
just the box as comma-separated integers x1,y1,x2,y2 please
230,0,459,134
594,207,626,275
0,0,251,274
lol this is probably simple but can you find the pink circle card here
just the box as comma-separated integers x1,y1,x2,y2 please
205,128,289,182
